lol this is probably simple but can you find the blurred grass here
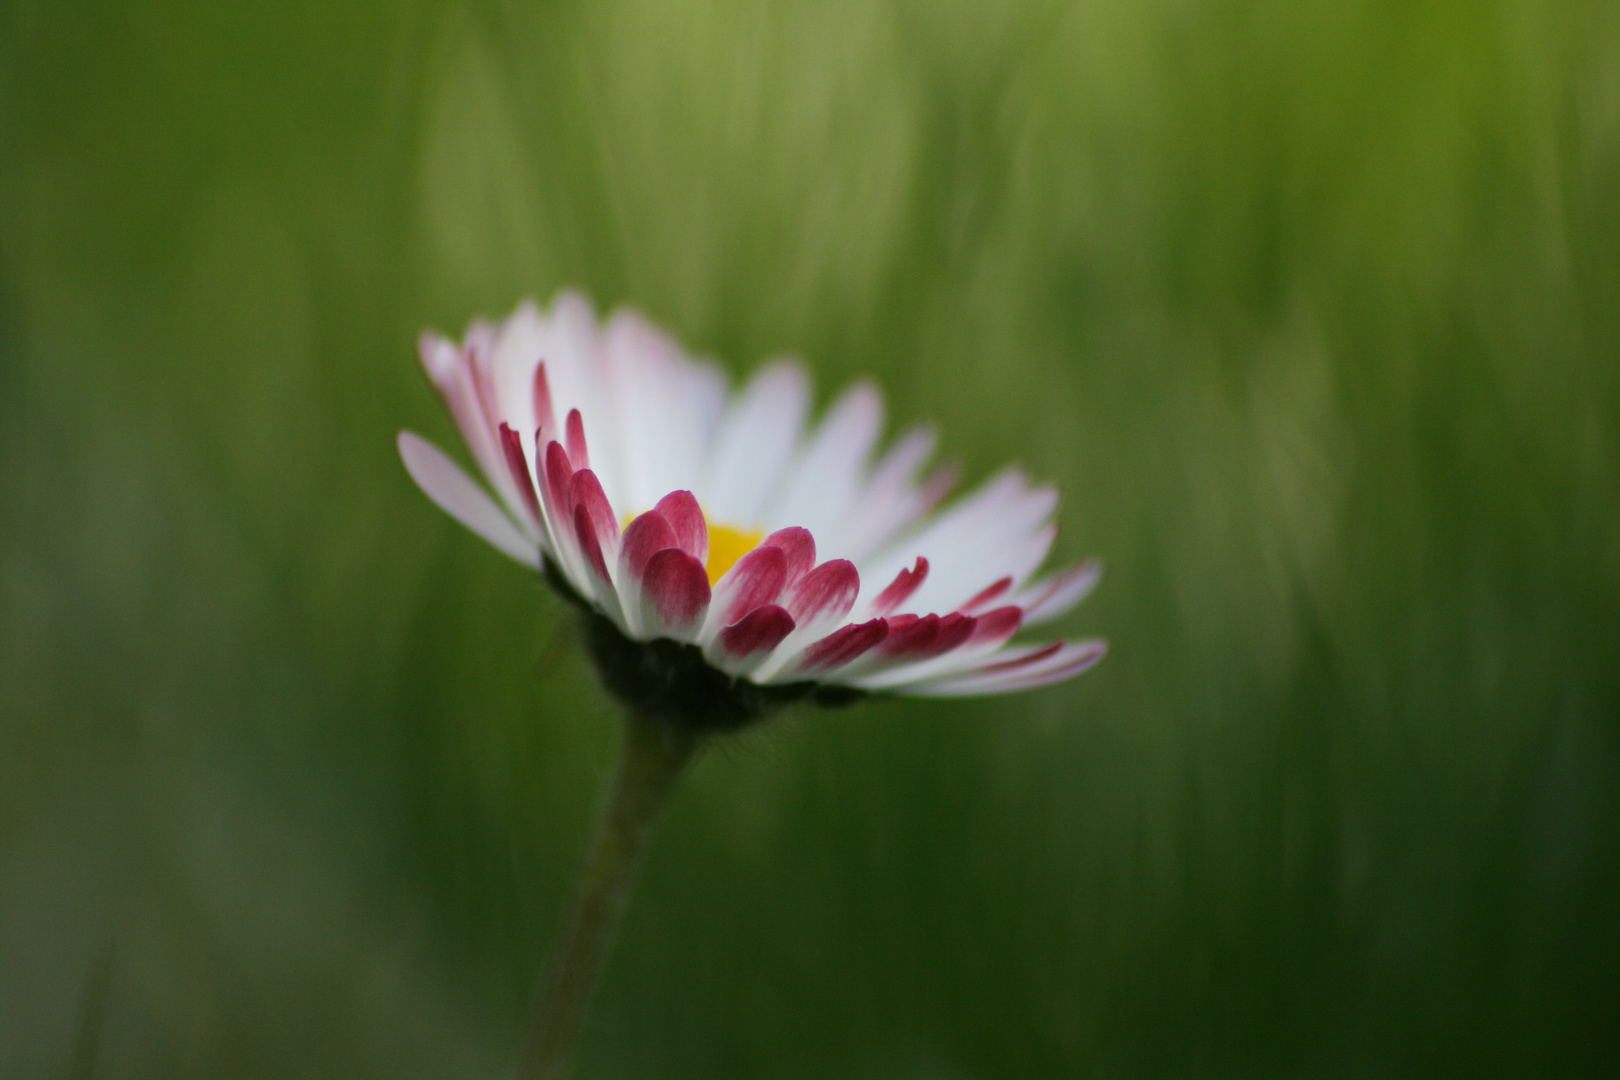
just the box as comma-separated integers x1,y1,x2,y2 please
3,0,1618,1076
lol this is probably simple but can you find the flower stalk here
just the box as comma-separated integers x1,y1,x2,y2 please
518,712,700,1080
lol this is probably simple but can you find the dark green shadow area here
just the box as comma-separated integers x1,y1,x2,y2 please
2,0,1617,1076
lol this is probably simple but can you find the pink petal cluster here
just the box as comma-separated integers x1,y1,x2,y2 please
399,292,1104,696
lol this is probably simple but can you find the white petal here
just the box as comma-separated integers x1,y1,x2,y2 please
766,381,885,550
486,300,545,439
398,431,540,568
603,310,727,514
699,361,809,526
838,425,938,561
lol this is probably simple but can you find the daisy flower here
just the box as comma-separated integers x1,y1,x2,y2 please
398,291,1104,729
398,291,1107,1077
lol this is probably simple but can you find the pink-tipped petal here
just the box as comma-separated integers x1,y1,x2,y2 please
966,605,1023,647
530,430,564,554
762,527,816,586
467,328,504,435
784,559,860,625
1026,640,1108,682
568,469,619,558
532,361,556,435
869,557,929,616
565,408,590,469
642,549,711,638
573,504,611,584
846,606,1026,691
977,640,1065,675
746,557,864,683
397,431,539,568
543,439,574,511
958,576,1012,614
911,640,1107,696
497,423,543,524
711,545,788,627
927,612,978,658
797,619,888,673
620,511,678,580
880,613,942,658
866,612,975,670
1014,560,1103,625
1019,640,1108,683
418,335,507,500
654,491,708,562
717,605,796,660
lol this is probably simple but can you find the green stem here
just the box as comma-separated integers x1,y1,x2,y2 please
517,712,700,1080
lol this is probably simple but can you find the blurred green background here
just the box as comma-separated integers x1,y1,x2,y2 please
3,0,1618,1075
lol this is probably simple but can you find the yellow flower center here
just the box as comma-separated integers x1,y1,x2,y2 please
704,522,763,586
622,508,762,586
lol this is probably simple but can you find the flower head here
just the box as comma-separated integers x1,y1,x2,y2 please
399,292,1105,729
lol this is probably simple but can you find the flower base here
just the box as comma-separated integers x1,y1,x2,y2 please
547,557,863,733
